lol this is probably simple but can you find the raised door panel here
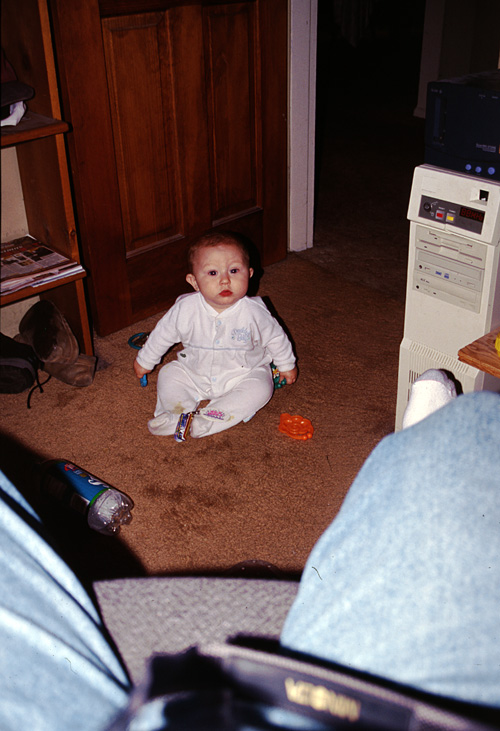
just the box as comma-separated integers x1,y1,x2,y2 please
204,3,262,224
102,12,184,254
51,0,287,335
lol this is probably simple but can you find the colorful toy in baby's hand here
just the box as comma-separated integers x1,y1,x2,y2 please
128,334,151,386
271,363,287,389
279,413,314,440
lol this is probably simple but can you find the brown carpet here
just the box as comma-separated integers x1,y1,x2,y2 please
1,254,404,587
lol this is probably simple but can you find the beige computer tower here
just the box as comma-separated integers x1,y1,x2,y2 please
396,165,500,430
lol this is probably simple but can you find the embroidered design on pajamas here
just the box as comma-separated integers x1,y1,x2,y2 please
203,409,226,420
231,327,251,343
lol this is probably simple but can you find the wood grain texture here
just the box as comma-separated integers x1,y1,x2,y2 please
458,327,500,379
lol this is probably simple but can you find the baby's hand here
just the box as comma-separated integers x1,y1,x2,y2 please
134,359,151,379
279,367,298,385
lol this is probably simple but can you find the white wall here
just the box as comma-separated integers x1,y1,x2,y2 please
1,148,28,241
1,147,38,336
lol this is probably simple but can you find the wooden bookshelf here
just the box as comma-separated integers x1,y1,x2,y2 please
1,0,93,354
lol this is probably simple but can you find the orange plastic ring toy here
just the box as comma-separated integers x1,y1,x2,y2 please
279,413,314,440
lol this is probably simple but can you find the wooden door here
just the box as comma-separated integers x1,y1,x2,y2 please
50,0,288,335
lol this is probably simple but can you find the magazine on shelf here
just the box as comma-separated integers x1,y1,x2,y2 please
1,235,85,295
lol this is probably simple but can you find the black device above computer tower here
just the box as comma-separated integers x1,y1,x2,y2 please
425,70,500,182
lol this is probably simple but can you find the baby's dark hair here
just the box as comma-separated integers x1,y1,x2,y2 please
187,231,250,272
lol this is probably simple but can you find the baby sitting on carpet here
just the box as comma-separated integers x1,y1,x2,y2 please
133,231,297,439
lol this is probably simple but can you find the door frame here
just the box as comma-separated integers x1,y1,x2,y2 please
289,0,317,252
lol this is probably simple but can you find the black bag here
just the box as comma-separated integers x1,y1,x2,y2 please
108,640,500,730
0,333,48,407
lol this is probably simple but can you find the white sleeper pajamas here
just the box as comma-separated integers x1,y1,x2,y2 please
136,292,296,438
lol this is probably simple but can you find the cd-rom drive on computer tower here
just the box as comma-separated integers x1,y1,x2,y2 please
395,165,500,430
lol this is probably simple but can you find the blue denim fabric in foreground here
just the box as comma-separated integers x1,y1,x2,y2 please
281,391,500,707
0,472,130,731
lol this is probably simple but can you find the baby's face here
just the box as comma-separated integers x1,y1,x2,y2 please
186,243,253,312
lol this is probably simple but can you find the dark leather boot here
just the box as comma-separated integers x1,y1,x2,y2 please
18,300,79,365
43,354,97,387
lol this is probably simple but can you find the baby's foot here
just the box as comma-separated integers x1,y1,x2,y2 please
148,411,176,436
402,369,457,429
